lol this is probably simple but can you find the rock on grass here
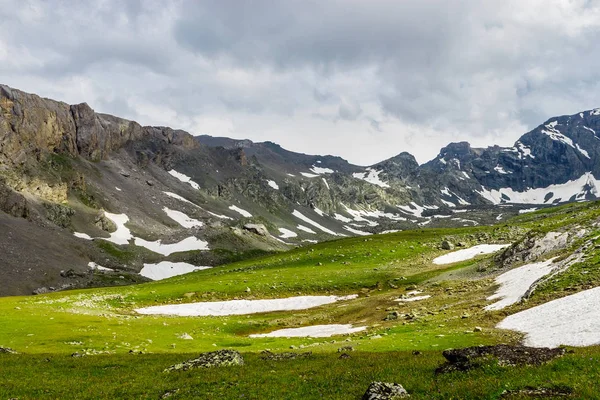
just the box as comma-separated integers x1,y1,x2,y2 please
436,344,566,374
362,382,410,399
0,346,17,354
164,350,244,372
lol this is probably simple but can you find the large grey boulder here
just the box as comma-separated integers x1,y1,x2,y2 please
362,382,410,399
243,223,269,236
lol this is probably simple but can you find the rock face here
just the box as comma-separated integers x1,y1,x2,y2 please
435,345,566,374
243,223,269,236
164,350,244,372
362,382,410,399
4,83,600,296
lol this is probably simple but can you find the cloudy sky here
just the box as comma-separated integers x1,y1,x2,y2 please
2,0,600,165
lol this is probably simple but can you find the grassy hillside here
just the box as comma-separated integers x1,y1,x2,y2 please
2,201,600,399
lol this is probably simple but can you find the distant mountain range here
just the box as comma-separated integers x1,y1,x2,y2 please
1,83,599,295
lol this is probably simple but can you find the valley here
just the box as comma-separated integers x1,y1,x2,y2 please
2,200,600,398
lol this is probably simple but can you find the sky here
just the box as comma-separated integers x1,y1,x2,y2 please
2,0,600,165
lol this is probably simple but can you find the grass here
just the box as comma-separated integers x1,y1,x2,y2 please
2,349,600,399
2,201,600,398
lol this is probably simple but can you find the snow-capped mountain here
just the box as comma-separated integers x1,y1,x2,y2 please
2,83,600,295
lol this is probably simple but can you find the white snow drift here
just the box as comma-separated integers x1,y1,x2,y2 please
74,232,93,240
478,172,600,205
498,286,600,348
432,244,509,265
103,213,133,245
134,236,209,256
485,258,557,311
292,210,340,236
163,207,203,228
135,294,358,316
228,205,252,218
250,324,366,338
352,168,390,188
169,170,200,190
279,228,298,239
139,261,211,280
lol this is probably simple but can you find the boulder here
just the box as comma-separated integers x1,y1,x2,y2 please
362,382,410,399
95,212,117,232
243,223,269,236
164,350,244,372
436,344,566,374
441,240,454,250
0,346,17,354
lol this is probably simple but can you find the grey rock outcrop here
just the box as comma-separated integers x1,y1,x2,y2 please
362,382,410,399
164,350,244,372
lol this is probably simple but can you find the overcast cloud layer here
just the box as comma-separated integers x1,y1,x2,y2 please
2,0,600,164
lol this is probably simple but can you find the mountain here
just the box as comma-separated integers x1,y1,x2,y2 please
2,84,600,295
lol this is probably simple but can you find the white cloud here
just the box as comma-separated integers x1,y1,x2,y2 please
2,0,600,164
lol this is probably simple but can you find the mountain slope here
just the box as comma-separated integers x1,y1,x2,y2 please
2,84,600,295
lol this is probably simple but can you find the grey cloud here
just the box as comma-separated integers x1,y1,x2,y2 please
2,0,600,164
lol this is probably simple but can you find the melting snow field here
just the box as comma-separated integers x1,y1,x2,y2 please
352,168,390,188
163,207,203,228
478,172,600,205
139,261,211,280
485,258,557,311
169,170,200,190
229,205,252,218
74,232,93,240
250,324,366,338
297,225,317,234
88,262,113,271
432,244,509,265
279,228,298,239
103,213,133,245
497,286,600,348
134,236,209,256
292,210,339,236
135,294,358,316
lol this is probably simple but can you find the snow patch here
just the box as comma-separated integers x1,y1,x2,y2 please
542,123,590,158
485,258,557,311
169,170,200,190
494,165,511,174
297,225,317,234
279,228,298,239
310,165,334,174
343,226,371,236
433,244,509,265
300,172,319,178
88,262,113,271
134,236,209,256
396,295,431,302
352,168,390,188
74,232,93,240
102,213,133,245
163,207,203,228
140,261,211,280
519,208,538,214
228,205,252,218
250,324,366,338
292,210,339,236
135,294,358,316
477,172,600,205
267,180,279,190
497,286,600,348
